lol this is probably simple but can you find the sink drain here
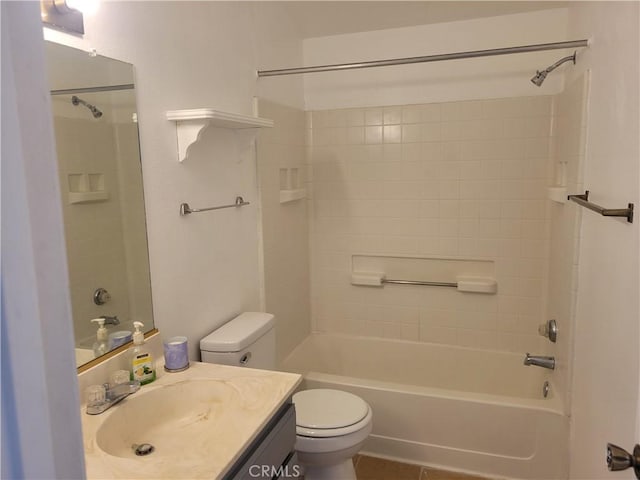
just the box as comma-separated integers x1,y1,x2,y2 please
132,443,155,456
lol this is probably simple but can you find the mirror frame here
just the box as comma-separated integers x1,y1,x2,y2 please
77,329,159,373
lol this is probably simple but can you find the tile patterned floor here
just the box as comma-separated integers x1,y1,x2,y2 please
353,455,493,480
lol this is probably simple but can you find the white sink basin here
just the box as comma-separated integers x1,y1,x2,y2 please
96,379,241,460
81,362,301,479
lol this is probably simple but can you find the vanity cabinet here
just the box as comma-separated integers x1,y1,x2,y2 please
226,401,300,480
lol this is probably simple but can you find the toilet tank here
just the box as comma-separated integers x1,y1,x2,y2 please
200,312,276,370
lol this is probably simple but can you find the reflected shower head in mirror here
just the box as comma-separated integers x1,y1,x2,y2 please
71,95,103,118
531,51,577,87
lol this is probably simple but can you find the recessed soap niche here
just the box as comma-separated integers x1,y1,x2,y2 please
67,173,109,204
279,167,306,204
548,160,568,204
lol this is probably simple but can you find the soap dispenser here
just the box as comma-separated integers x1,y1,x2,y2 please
129,321,156,385
91,318,108,357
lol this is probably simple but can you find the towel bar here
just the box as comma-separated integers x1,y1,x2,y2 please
180,196,250,216
567,191,633,223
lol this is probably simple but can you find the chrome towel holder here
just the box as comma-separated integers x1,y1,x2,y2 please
180,196,250,216
567,191,634,223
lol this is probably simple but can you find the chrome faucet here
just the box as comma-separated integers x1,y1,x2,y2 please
100,315,120,326
523,353,555,370
86,380,140,415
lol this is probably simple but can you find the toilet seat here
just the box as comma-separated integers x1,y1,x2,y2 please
293,389,372,438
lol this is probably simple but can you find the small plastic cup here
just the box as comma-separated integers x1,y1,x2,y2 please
163,336,189,372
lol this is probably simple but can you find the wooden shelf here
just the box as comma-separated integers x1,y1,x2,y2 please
167,108,274,162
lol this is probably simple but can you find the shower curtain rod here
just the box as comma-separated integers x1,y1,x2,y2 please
257,39,589,77
50,84,134,95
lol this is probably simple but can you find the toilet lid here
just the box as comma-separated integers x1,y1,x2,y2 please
293,389,369,430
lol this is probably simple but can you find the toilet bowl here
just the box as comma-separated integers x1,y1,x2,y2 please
293,389,372,480
200,313,372,479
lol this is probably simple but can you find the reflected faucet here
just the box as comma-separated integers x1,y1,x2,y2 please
523,353,555,370
100,315,120,326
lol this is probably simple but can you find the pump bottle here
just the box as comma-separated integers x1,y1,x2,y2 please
129,321,156,385
91,318,108,357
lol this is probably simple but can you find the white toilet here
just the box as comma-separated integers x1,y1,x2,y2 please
200,312,372,480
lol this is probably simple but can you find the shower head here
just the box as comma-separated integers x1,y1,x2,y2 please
71,95,103,118
531,51,577,87
530,70,548,87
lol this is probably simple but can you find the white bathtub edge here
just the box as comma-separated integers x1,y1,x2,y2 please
304,371,570,479
362,435,527,480
305,371,565,415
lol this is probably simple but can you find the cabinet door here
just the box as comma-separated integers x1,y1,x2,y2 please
227,402,297,480
276,452,301,479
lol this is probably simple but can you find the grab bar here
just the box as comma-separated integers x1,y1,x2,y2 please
567,191,634,223
383,279,457,288
351,273,497,294
180,196,250,216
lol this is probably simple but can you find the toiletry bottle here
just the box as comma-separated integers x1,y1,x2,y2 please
129,321,156,385
91,318,108,357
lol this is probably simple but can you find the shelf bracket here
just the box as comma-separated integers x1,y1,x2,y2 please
167,109,273,162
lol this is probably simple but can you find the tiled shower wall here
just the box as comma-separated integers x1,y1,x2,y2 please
308,97,555,353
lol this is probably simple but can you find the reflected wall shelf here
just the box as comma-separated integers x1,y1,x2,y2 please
166,108,274,162
279,188,307,204
68,191,109,204
67,173,108,204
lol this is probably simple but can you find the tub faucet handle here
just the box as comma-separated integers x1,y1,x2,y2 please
538,319,557,343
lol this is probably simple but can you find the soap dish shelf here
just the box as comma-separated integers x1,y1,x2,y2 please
166,108,274,162
279,188,306,204
68,191,109,204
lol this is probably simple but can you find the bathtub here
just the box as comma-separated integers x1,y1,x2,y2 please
282,333,568,480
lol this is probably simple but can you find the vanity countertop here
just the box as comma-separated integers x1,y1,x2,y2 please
81,361,302,479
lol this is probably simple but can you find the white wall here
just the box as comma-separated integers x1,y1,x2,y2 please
1,3,85,477
45,2,304,359
303,9,569,110
257,100,311,365
564,2,639,478
252,3,305,110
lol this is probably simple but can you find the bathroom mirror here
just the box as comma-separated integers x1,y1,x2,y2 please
44,41,155,368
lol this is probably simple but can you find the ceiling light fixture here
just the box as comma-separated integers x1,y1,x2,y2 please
65,0,100,16
41,0,99,35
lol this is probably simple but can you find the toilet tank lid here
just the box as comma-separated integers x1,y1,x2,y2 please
200,312,274,353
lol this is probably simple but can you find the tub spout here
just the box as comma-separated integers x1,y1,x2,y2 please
523,353,555,370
